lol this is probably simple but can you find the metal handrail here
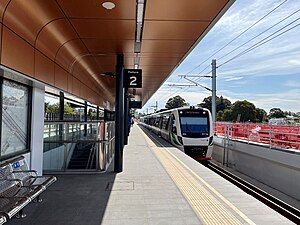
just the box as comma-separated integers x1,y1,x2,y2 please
43,121,115,172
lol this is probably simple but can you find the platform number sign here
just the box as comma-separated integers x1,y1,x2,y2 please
124,69,142,88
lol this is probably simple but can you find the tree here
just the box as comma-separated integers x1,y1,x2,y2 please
255,108,267,122
64,103,74,114
45,102,59,113
222,109,233,121
269,108,285,118
198,96,231,113
165,95,188,109
231,100,256,122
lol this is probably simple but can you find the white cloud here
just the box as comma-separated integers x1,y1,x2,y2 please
224,76,244,82
285,80,300,88
289,59,300,65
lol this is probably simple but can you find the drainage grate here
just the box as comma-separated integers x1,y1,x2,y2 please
105,181,134,191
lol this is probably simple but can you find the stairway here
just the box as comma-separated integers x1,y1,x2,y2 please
67,143,96,169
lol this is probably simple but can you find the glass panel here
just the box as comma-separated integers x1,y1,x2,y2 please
44,94,60,121
1,79,29,157
180,117,209,138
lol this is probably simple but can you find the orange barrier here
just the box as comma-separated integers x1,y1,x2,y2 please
214,122,300,150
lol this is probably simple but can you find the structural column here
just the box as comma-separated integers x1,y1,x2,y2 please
124,88,129,145
211,59,217,124
114,54,125,172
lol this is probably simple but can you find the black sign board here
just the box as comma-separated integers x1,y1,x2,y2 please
124,69,142,88
129,101,142,109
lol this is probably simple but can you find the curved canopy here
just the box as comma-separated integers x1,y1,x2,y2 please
0,0,234,109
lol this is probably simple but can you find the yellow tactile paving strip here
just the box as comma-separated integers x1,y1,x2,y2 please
140,128,256,225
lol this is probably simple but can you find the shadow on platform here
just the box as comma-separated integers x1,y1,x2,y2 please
6,163,116,225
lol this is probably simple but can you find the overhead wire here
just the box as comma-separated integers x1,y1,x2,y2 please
185,0,288,75
177,0,290,96
161,0,291,105
217,7,300,62
219,16,300,67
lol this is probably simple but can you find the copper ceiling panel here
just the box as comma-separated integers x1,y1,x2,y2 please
57,0,136,20
3,0,64,45
0,0,234,108
145,0,229,21
56,39,89,72
143,21,210,40
36,19,78,60
69,19,135,39
140,57,181,66
141,40,194,53
0,0,10,21
83,39,134,54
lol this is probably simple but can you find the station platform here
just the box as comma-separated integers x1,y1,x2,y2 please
6,124,294,225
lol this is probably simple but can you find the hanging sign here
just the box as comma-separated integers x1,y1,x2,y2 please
124,69,142,88
129,101,142,109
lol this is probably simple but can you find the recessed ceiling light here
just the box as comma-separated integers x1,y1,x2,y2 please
102,2,115,10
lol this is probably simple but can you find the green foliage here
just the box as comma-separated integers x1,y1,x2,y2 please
198,96,269,122
256,108,267,122
197,96,232,113
222,109,233,121
231,100,256,122
64,103,74,114
269,108,286,118
44,102,75,115
165,95,188,109
44,102,59,113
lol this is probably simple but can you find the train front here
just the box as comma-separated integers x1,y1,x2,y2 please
178,108,213,160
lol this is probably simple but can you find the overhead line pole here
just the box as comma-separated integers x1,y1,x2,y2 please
212,59,217,124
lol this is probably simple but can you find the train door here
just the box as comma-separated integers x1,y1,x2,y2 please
169,114,182,147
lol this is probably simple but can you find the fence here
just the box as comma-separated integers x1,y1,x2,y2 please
214,122,300,151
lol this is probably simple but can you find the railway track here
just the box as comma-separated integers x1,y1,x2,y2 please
205,161,300,224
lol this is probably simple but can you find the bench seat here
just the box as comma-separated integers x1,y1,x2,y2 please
0,156,56,221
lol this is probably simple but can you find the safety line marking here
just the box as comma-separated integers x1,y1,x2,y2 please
139,126,255,225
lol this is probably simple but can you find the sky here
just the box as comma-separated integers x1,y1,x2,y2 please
139,0,300,115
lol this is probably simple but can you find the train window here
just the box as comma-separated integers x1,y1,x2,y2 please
180,116,209,138
162,115,169,130
171,115,177,134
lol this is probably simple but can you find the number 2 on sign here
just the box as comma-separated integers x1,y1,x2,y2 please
130,76,137,86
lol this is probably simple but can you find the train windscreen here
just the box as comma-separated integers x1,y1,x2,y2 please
179,110,209,138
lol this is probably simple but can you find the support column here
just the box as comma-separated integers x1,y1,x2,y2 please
84,101,87,136
59,92,64,142
59,92,64,120
211,59,217,124
124,88,129,145
30,86,45,175
114,54,124,173
96,106,100,120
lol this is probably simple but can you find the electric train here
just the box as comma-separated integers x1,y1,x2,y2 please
140,106,213,160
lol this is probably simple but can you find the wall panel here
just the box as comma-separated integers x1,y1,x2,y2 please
54,64,68,90
35,50,54,85
72,77,81,97
67,73,73,93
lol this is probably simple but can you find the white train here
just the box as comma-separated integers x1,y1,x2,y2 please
140,106,213,160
